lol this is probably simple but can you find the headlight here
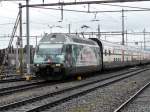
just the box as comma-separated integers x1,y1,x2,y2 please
56,64,61,67
36,64,39,67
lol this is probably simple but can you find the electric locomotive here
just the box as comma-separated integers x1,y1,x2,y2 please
33,33,102,80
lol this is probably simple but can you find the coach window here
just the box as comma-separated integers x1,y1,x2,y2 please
116,58,117,61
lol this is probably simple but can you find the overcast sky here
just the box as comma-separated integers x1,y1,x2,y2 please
0,0,150,48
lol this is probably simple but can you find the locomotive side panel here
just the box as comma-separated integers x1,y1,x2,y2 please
69,44,102,75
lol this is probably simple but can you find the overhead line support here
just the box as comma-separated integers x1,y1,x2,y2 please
22,0,150,8
61,5,63,21
0,11,20,78
19,3,23,76
26,0,30,76
122,9,125,45
88,4,90,13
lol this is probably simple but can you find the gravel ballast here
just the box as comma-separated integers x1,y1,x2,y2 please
121,84,150,112
43,70,150,112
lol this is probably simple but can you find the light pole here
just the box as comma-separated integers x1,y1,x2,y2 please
19,3,23,76
143,28,146,50
68,24,71,34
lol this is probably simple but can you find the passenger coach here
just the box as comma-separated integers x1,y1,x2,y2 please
91,38,150,69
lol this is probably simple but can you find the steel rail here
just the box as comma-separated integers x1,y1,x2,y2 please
0,81,47,96
0,80,64,97
0,78,26,83
0,68,148,111
114,79,150,112
0,76,38,83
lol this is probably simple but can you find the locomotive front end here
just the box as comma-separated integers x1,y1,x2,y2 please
33,43,66,80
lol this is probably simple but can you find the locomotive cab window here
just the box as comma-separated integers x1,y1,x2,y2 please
66,45,72,53
34,43,65,64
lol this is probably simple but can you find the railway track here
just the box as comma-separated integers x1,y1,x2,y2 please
0,78,26,83
0,67,149,112
0,66,141,96
0,67,28,82
0,74,34,83
114,74,150,112
0,66,141,98
0,80,51,96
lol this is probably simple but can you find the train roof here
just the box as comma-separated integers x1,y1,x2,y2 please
39,33,98,46
91,37,145,52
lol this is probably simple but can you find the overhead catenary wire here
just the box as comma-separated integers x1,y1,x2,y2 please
31,6,150,13
29,6,150,28
21,0,150,8
1,31,150,38
1,1,150,30
0,15,16,19
0,23,16,25
1,1,150,45
100,3,150,10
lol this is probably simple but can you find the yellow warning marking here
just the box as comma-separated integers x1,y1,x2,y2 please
16,69,20,74
25,75,32,81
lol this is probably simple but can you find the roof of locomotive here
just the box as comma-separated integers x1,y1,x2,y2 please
39,33,98,46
